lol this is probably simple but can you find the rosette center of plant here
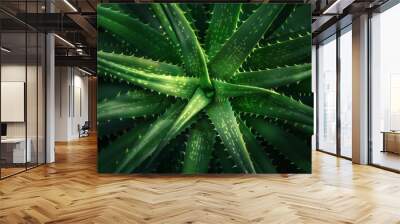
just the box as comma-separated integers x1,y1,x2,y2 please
203,87,215,100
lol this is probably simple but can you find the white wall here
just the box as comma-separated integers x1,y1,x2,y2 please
1,82,25,122
55,66,70,141
1,64,39,138
72,73,89,138
55,67,89,141
1,63,46,164
1,64,25,81
1,65,26,139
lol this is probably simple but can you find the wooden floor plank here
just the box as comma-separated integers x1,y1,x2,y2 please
0,135,400,224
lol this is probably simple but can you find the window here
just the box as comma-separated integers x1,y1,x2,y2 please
370,3,400,171
339,26,352,158
0,2,47,179
317,35,337,154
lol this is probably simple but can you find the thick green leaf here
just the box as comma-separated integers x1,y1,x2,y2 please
143,88,211,170
232,63,311,88
98,60,199,99
97,78,133,102
241,113,313,139
183,119,216,174
181,4,212,44
237,118,277,173
208,4,285,80
213,80,313,129
165,88,211,140
288,122,313,136
261,5,295,41
276,76,313,107
163,4,212,89
97,5,179,63
105,4,162,31
146,134,187,173
238,4,260,26
206,99,255,173
177,4,194,23
98,121,149,173
97,29,137,55
116,102,186,173
98,118,137,139
98,90,170,122
98,51,184,76
213,80,278,98
212,80,313,118
247,117,311,172
205,4,242,60
151,4,179,47
232,95,313,125
211,140,241,173
245,34,311,70
141,115,198,171
264,4,311,44
276,77,312,97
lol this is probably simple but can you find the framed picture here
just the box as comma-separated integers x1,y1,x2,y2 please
97,3,312,174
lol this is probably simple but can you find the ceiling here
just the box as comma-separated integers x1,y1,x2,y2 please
0,0,392,73
1,0,97,72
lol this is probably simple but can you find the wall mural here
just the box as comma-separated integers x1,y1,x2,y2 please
97,3,313,174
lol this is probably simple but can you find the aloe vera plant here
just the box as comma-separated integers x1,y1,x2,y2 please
97,3,312,174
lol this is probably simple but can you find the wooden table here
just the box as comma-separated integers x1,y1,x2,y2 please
1,138,31,164
382,131,400,154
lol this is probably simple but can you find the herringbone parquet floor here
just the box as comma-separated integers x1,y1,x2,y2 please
1,135,400,224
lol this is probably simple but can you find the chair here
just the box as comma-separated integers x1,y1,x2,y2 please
79,121,90,138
